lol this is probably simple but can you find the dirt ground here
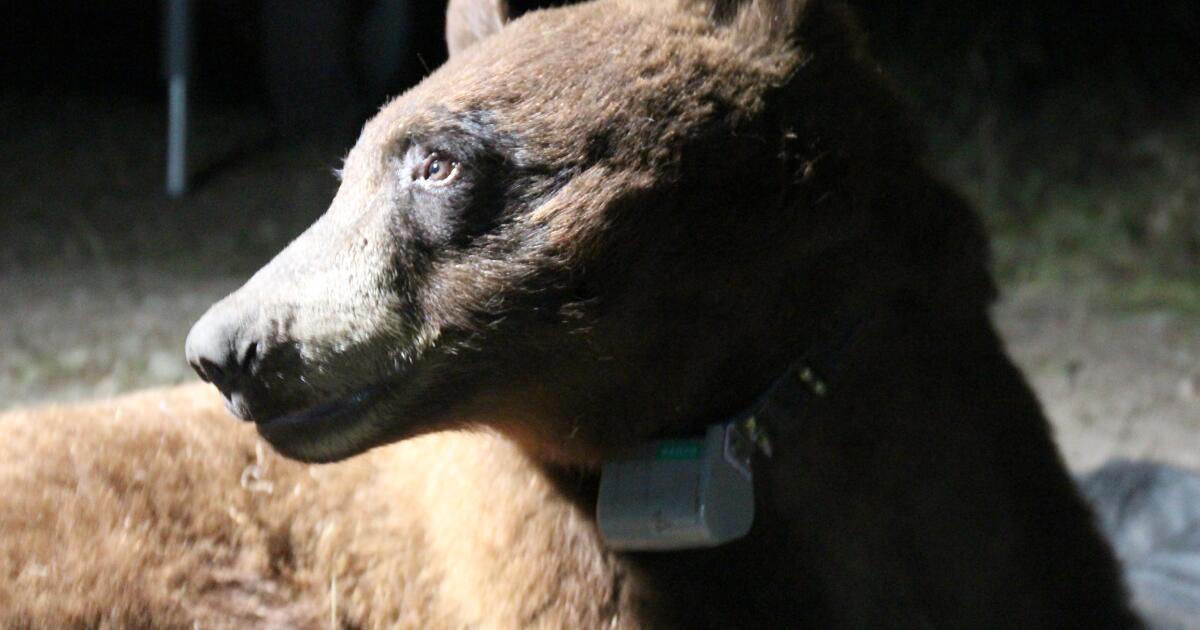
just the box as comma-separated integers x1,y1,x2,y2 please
0,266,1195,474
993,284,1199,471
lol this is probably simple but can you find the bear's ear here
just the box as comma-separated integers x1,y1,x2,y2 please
446,0,511,58
693,0,857,53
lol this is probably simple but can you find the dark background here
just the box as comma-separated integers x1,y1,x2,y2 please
2,0,1198,296
6,1,1197,107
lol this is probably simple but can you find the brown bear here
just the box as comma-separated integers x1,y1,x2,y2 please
0,0,1140,626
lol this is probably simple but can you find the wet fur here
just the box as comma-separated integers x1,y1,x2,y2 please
3,0,1139,626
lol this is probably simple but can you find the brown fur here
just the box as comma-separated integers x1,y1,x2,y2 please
0,385,618,628
5,0,1139,626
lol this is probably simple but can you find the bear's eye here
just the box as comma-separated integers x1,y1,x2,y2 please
417,152,460,184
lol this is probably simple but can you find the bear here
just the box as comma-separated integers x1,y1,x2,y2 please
0,0,1140,627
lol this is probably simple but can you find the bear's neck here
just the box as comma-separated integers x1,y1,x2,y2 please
538,300,1137,628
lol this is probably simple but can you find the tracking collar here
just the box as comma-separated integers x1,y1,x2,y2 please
596,311,873,551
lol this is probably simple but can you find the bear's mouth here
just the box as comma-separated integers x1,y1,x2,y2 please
252,383,390,463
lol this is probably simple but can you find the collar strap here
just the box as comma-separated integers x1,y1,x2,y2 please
732,309,875,459
595,310,874,550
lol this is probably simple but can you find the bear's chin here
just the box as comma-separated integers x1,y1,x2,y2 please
253,383,390,463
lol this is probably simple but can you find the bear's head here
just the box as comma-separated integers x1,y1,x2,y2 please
186,0,992,463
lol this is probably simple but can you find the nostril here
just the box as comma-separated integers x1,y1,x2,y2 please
186,307,265,394
198,358,225,384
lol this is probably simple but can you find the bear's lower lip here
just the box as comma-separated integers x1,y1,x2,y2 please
253,384,387,462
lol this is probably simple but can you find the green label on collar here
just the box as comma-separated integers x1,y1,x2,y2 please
656,440,705,460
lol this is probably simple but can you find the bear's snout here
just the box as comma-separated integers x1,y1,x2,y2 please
185,303,263,418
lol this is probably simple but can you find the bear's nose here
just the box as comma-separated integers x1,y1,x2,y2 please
185,307,261,398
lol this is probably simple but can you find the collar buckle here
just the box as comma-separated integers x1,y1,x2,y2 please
797,364,829,397
734,413,774,459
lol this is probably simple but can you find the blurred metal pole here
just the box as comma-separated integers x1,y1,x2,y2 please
164,0,192,198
